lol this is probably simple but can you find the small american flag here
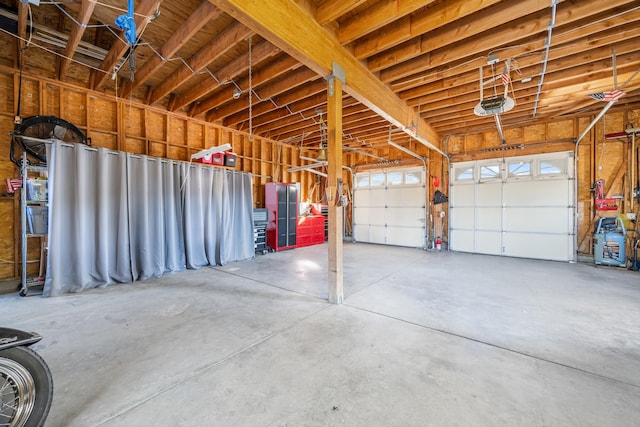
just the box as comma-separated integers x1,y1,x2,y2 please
589,90,625,102
501,72,510,86
604,90,625,101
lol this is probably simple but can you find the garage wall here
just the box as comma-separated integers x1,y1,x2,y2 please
0,67,348,280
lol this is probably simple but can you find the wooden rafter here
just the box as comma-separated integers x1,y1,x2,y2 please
377,0,637,81
120,1,222,98
194,56,303,119
338,0,434,44
58,0,97,81
90,0,160,90
353,0,502,60
149,21,253,105
222,79,329,127
316,0,367,26
209,0,441,152
17,0,27,64
170,41,280,112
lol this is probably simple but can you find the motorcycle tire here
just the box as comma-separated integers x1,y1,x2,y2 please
0,346,53,427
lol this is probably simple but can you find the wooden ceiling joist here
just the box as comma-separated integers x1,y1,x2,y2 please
210,0,442,153
58,0,97,81
337,0,433,44
149,21,254,105
170,41,280,112
194,55,303,119
120,0,223,98
353,0,503,60
90,0,160,91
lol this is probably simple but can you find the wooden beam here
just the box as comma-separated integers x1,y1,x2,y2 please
194,56,303,119
170,41,279,112
59,0,97,81
327,75,344,304
90,0,159,90
377,0,637,82
209,0,441,153
149,21,253,104
393,14,640,93
316,0,367,25
354,0,502,60
338,0,434,44
222,79,329,127
17,1,27,65
120,1,222,98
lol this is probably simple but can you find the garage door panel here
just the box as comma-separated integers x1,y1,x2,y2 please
504,207,571,233
353,189,371,206
387,226,424,247
353,224,368,242
451,207,474,229
369,226,386,244
353,168,425,248
451,185,475,205
504,180,569,206
386,207,424,227
451,152,574,262
476,183,502,206
504,232,569,261
386,187,425,206
476,207,502,230
353,206,368,224
369,207,386,225
450,230,474,252
475,231,502,255
368,188,387,206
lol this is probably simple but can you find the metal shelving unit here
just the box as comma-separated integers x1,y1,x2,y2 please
20,152,48,296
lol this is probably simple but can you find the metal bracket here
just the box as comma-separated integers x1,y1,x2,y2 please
327,62,346,96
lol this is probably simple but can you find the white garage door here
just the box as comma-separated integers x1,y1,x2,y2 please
353,167,426,248
450,152,575,261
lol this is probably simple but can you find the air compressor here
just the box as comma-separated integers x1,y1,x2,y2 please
593,217,626,267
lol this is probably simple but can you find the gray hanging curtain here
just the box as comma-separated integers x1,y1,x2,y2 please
44,141,254,296
45,143,131,296
182,164,254,268
219,170,255,264
127,154,185,280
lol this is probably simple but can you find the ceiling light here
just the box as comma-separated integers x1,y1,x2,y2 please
232,88,242,99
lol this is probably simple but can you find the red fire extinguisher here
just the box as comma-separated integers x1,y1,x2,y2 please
435,237,442,251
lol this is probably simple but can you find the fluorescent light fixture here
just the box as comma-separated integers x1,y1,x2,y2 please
191,143,232,160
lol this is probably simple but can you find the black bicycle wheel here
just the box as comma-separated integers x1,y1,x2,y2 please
17,116,87,163
0,346,53,427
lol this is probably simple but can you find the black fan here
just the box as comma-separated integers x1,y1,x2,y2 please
11,116,88,165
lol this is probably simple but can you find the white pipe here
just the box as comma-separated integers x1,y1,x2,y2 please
532,0,558,117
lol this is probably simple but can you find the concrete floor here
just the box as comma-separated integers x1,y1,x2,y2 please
2,242,640,426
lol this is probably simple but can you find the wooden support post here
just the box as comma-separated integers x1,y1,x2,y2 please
327,69,344,304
